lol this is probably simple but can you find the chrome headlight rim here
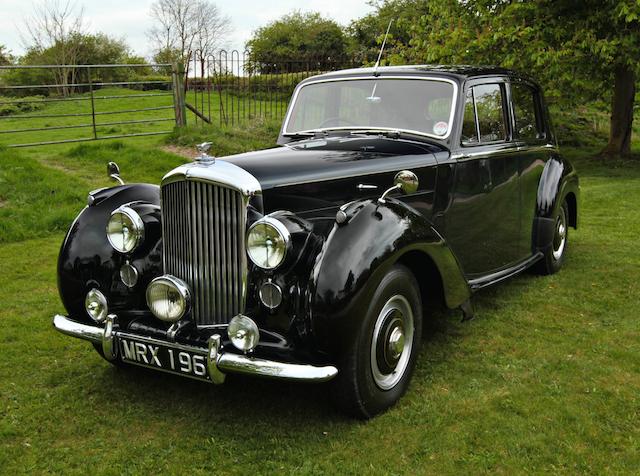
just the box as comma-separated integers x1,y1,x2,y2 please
106,205,145,253
145,275,191,323
246,216,291,270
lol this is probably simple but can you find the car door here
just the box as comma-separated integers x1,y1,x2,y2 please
509,80,553,259
444,78,522,276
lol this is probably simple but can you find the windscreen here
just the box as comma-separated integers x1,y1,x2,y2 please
285,78,455,138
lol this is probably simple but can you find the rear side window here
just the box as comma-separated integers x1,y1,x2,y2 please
511,83,544,141
461,83,507,145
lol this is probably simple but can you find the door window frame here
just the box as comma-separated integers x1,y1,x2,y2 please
459,77,513,149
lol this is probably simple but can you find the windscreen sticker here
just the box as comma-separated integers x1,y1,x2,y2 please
433,121,448,136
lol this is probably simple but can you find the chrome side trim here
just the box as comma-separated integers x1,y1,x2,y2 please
52,314,339,383
282,75,459,140
450,143,558,161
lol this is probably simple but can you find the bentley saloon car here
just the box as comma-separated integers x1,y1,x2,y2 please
53,65,579,418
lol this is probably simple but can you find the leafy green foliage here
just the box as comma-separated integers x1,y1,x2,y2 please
246,12,348,71
0,44,12,65
347,0,429,62
406,0,639,106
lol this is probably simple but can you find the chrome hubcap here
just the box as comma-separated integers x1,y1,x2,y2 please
552,207,567,261
371,295,414,390
387,326,405,361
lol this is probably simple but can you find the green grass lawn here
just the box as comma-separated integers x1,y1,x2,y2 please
1,111,640,473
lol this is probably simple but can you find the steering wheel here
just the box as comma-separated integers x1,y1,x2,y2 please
318,117,357,128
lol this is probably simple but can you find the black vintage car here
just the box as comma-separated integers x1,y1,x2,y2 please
53,65,579,418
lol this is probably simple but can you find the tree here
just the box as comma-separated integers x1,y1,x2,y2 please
404,0,640,157
347,0,428,62
21,0,86,96
246,11,348,71
148,0,231,74
0,45,13,65
192,1,231,76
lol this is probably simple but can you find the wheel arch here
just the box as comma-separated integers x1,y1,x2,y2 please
396,249,446,313
533,154,579,252
308,199,470,355
564,190,578,229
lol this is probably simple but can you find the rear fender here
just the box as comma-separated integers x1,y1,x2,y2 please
534,156,580,252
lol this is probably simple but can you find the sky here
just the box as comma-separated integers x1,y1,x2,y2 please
0,0,374,58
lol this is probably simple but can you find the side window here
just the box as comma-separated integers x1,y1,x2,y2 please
461,83,507,145
511,83,544,141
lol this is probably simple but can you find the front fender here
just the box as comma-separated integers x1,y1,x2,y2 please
308,199,470,355
57,184,162,323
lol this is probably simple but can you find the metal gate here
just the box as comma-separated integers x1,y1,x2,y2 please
0,63,180,148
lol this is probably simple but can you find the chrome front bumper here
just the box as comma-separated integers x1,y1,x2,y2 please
53,314,338,384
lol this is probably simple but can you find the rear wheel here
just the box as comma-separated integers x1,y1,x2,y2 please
535,199,569,275
331,265,422,418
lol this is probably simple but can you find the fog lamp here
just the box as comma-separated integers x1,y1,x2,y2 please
85,288,108,323
146,275,190,323
228,315,260,352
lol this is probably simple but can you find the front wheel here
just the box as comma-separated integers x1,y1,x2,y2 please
535,199,569,275
331,265,422,418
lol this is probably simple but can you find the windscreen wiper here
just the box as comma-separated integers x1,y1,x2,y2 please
282,130,329,140
349,129,402,139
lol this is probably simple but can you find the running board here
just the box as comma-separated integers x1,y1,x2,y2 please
468,253,543,291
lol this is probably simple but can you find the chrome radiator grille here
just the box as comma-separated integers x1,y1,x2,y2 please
161,180,246,326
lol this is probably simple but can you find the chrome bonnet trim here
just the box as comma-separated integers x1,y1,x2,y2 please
161,159,262,197
52,314,338,383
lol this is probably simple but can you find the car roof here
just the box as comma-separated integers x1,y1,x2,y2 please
303,64,533,83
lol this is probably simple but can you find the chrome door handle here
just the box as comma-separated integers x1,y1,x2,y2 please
357,184,378,190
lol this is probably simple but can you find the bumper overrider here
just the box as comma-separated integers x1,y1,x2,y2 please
52,314,338,384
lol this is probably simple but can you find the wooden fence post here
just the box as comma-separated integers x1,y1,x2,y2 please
172,61,187,126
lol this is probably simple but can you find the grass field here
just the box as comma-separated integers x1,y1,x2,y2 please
0,96,639,473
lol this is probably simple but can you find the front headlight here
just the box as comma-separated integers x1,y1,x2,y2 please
146,275,190,322
246,216,291,269
106,205,144,253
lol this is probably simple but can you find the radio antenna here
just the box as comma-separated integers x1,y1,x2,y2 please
373,19,393,77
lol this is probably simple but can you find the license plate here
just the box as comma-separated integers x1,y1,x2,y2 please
117,334,210,382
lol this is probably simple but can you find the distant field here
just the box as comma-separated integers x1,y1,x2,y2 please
0,109,639,473
0,87,287,147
